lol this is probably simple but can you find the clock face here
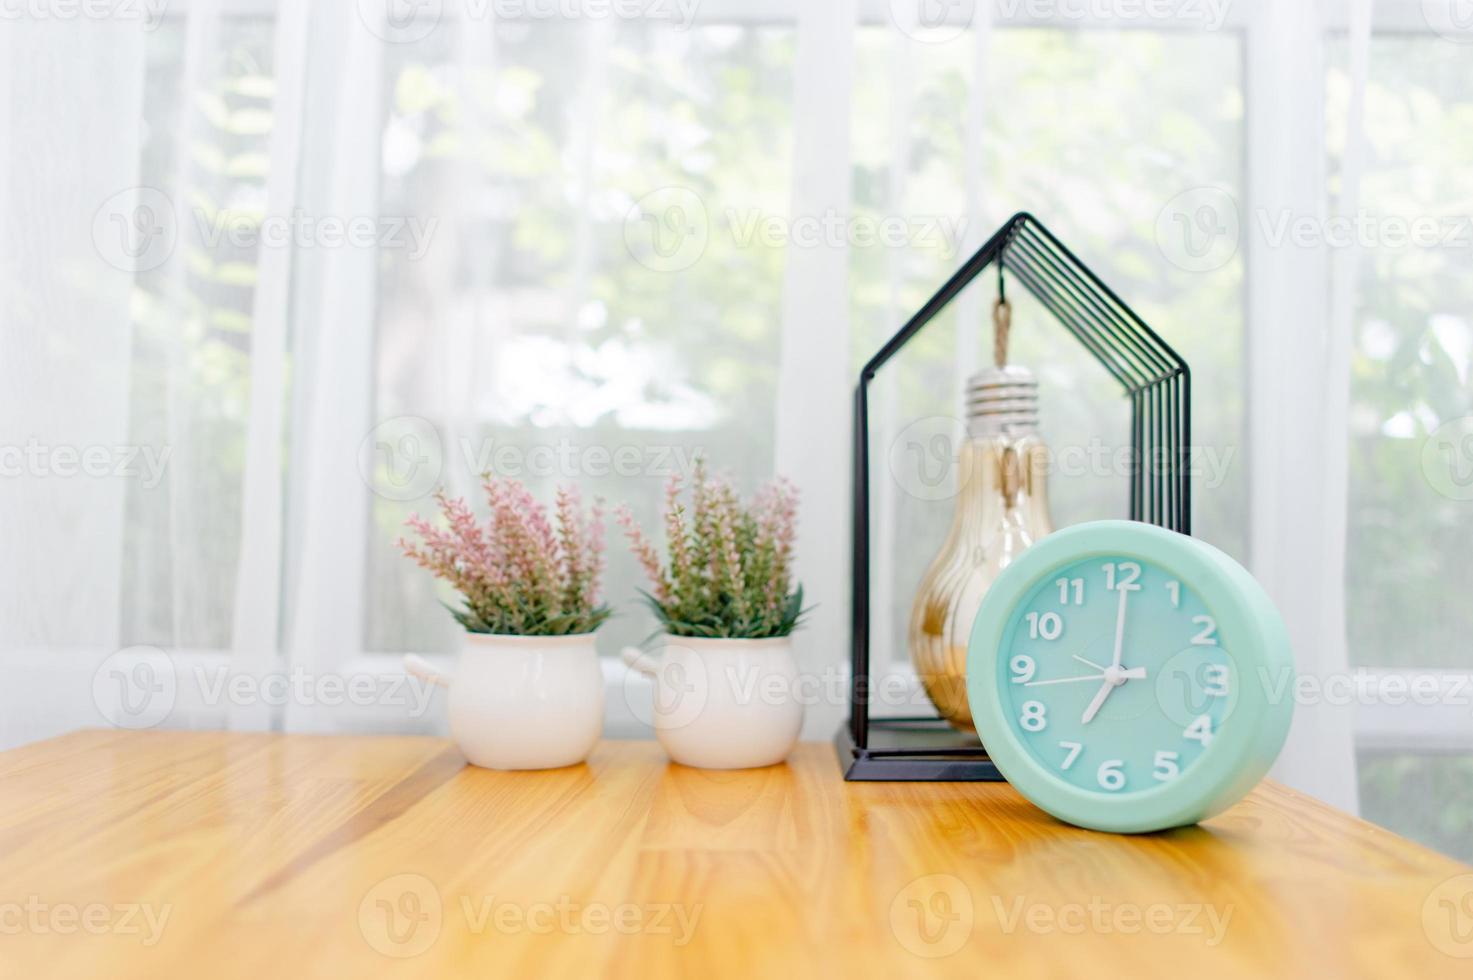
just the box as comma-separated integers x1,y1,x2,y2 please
967,521,1295,833
996,554,1235,797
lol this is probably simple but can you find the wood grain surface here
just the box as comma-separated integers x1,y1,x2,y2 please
0,730,1469,978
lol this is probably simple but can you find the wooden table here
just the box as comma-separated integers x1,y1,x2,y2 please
1,731,1469,978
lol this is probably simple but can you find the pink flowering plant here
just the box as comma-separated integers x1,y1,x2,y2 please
399,477,610,636
618,460,805,639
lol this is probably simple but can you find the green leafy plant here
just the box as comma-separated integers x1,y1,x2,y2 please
618,460,806,639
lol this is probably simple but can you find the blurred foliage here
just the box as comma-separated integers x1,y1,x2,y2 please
122,20,276,648
1330,39,1473,670
1359,754,1473,862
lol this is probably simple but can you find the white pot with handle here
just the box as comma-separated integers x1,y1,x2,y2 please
405,632,603,770
621,635,803,769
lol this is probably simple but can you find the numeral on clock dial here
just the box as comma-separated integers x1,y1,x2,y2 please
1059,741,1082,770
1184,714,1214,745
1165,579,1180,607
1056,577,1084,605
1191,615,1218,645
1153,751,1180,780
1019,701,1047,731
1102,562,1141,591
1203,664,1229,696
1097,760,1125,791
1025,611,1063,641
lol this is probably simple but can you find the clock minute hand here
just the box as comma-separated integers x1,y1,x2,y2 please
1024,673,1106,687
1110,584,1130,671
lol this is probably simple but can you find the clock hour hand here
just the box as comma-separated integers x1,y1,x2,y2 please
1080,678,1114,725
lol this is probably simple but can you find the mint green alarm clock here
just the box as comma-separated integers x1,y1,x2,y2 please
966,520,1294,834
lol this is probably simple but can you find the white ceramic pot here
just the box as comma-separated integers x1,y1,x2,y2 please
405,632,604,770
621,635,803,770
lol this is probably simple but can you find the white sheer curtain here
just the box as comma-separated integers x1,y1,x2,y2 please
0,21,143,741
5,0,1472,857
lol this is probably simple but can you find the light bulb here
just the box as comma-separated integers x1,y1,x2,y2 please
907,363,1054,732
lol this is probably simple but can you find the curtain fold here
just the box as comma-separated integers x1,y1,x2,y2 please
775,0,858,737
279,2,386,730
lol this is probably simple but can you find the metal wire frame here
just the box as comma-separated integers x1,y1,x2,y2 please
839,212,1191,781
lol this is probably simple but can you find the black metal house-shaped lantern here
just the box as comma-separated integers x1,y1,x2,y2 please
837,213,1192,781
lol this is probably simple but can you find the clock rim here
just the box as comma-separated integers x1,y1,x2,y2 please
965,519,1295,834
